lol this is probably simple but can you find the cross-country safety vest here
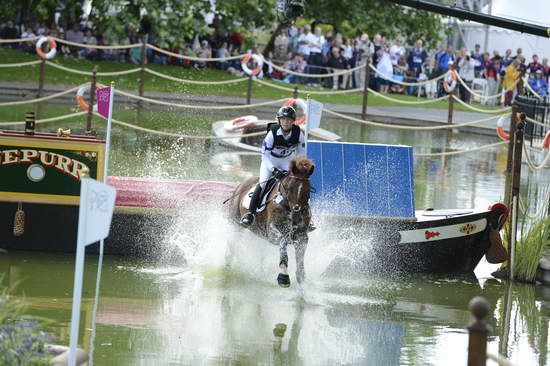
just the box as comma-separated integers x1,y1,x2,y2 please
266,123,301,158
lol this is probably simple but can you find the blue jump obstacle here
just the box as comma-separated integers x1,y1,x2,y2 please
307,141,415,218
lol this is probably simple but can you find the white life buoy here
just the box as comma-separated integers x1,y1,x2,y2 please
35,36,57,59
76,84,101,112
224,115,258,131
282,98,307,125
241,54,263,76
443,71,457,93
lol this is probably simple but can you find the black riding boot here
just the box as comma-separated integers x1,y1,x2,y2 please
240,184,262,227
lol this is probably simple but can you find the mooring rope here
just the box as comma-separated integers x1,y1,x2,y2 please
0,60,42,68
0,36,40,43
367,88,449,104
452,95,512,114
414,140,509,157
0,84,84,106
51,36,141,50
368,63,447,86
144,67,248,85
523,145,550,171
147,44,245,62
253,78,363,95
263,59,365,78
0,111,86,126
45,61,141,76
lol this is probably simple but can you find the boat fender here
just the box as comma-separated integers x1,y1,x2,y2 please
496,114,517,141
76,84,101,112
13,202,25,237
443,71,457,93
486,202,509,264
241,54,263,76
35,36,57,59
282,98,307,125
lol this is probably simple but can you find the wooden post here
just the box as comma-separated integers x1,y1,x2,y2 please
361,57,370,120
447,88,454,124
37,57,46,98
467,296,491,366
507,113,525,278
504,104,518,207
246,74,253,105
139,37,147,100
293,86,298,99
86,66,97,135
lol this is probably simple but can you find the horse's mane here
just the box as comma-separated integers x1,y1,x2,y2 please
289,156,314,178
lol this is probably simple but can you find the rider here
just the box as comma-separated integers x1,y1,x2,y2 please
240,105,306,227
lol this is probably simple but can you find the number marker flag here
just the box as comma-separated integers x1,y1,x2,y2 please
68,178,116,366
306,98,323,131
96,86,111,119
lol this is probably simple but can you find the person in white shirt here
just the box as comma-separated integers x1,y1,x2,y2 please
305,26,325,86
240,106,306,227
296,25,311,60
457,47,476,103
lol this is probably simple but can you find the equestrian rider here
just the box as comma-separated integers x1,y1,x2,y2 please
240,105,306,227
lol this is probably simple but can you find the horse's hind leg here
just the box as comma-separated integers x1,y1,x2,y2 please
277,238,291,288
294,233,308,284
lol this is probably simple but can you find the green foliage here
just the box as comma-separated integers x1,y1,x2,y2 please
513,215,550,282
0,286,52,366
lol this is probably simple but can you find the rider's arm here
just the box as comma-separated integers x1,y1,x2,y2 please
296,131,306,157
261,131,275,172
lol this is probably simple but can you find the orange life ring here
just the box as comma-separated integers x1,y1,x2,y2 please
241,54,263,76
224,115,258,131
543,130,550,149
35,36,57,59
443,71,457,93
283,98,307,125
496,114,510,141
76,84,101,112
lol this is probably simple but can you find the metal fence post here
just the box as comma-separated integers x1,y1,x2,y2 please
467,296,491,366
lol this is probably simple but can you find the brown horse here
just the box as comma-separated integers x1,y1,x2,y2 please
227,156,314,288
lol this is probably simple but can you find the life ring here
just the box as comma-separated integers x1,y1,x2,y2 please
443,71,457,93
282,98,307,125
76,84,101,112
35,36,57,59
543,130,550,149
496,114,510,141
223,115,258,131
241,54,263,76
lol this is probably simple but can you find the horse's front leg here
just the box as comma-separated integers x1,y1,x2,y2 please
294,232,308,285
268,219,292,288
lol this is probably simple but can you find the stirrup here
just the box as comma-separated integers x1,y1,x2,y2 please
240,212,255,227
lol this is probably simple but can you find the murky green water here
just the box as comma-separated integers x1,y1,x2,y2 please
1,102,550,365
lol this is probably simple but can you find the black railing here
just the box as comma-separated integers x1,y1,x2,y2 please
515,95,550,145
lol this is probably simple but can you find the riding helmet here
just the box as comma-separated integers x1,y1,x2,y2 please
276,106,296,121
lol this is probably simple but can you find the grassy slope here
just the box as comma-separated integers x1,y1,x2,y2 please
0,47,500,112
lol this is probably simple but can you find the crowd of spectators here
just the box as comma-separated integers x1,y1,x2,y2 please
1,20,547,105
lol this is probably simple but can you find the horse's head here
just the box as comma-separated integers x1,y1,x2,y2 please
280,156,314,213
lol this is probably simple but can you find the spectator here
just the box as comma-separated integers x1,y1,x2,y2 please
390,55,408,94
287,24,299,54
530,69,548,97
0,21,19,48
457,47,475,103
502,49,514,68
282,52,307,84
274,28,290,61
306,26,325,87
326,46,349,90
371,34,382,66
20,27,36,53
485,56,502,106
502,58,520,106
230,31,243,53
194,40,211,68
376,47,393,93
436,44,455,74
78,29,97,59
542,57,550,82
296,25,310,61
527,54,543,76
216,42,230,70
65,23,83,57
471,44,483,77
407,40,428,78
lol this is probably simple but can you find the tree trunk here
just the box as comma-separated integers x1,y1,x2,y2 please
262,22,286,57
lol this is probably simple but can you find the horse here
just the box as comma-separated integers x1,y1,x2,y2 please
226,156,314,288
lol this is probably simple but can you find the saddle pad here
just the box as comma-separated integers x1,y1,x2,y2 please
241,179,279,212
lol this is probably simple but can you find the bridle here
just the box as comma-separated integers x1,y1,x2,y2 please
277,174,311,213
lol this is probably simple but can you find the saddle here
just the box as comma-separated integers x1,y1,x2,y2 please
242,170,286,212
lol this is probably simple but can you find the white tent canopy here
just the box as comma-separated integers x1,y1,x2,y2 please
457,0,550,61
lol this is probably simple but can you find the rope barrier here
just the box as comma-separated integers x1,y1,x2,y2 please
263,59,365,78
93,112,265,140
323,107,505,130
368,63,447,86
367,88,449,105
144,67,247,85
0,36,40,44
452,95,512,113
147,44,245,62
0,84,84,106
455,72,518,100
114,88,287,110
519,188,550,219
45,61,141,76
415,140,509,157
0,60,42,68
253,78,363,95
486,353,515,366
0,111,86,126
525,116,550,129
51,36,141,50
523,145,550,171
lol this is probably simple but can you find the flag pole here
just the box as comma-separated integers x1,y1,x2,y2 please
305,94,310,157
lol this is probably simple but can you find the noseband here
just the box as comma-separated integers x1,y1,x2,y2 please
277,174,310,213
